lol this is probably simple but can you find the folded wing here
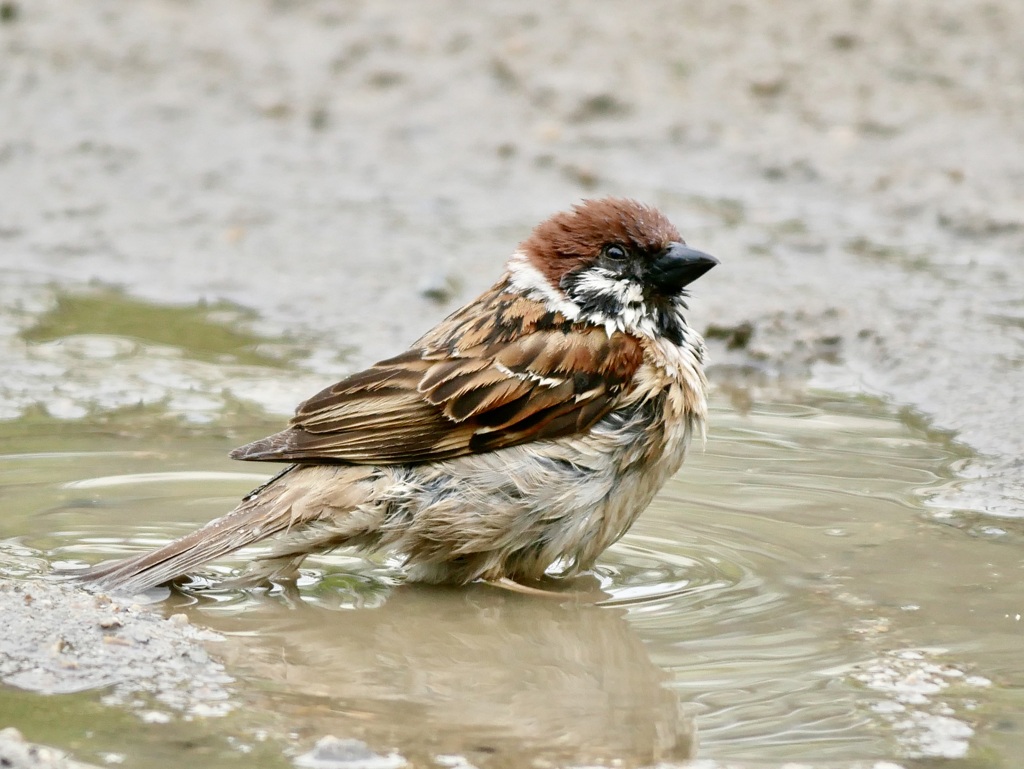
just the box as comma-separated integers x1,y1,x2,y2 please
230,298,644,465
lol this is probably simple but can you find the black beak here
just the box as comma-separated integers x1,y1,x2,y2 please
648,242,720,293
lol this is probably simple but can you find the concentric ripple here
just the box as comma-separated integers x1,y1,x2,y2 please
2,394,1016,768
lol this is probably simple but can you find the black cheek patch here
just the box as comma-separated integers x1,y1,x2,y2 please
561,269,625,321
580,293,624,321
656,309,685,346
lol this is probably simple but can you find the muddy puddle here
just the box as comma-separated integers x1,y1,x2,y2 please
2,376,1021,767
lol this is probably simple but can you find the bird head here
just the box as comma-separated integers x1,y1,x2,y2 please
510,198,718,343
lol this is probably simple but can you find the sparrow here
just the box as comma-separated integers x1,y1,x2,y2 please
83,198,718,595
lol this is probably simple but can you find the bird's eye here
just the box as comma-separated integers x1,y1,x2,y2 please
603,244,628,262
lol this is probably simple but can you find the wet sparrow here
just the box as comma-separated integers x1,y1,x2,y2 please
85,198,718,594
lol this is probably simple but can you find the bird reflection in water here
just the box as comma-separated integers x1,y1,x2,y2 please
170,578,696,767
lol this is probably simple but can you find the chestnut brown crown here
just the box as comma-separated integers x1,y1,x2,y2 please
519,198,683,285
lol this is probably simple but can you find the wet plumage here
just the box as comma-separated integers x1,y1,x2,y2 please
83,198,717,594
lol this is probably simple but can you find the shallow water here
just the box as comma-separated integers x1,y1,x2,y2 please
2,387,1021,768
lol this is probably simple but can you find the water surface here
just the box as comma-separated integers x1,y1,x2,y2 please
2,389,1020,768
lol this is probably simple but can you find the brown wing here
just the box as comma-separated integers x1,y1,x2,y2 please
230,292,644,465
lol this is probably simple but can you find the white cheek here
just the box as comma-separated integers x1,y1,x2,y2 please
622,282,644,305
571,270,633,304
570,270,656,337
506,250,581,320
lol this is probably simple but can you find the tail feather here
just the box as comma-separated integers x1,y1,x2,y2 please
79,464,383,594
81,476,299,594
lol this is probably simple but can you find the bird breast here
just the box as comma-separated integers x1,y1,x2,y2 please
383,336,707,581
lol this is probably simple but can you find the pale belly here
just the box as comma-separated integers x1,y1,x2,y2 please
378,397,700,583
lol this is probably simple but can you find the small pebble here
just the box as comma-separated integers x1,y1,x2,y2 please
294,736,406,769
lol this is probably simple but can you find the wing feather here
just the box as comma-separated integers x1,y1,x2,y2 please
230,288,644,465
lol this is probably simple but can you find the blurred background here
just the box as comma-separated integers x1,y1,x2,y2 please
1,2,1023,768
1,0,1022,459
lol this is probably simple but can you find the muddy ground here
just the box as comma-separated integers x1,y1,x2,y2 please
1,0,1023,766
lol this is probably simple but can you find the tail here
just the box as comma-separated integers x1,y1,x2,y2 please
80,464,377,594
